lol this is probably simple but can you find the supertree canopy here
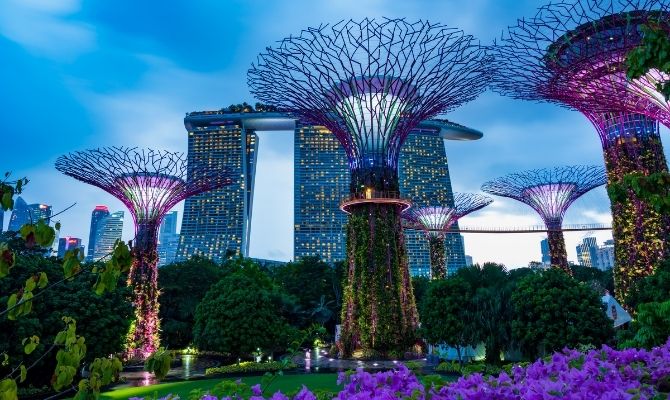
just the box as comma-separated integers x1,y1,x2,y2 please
403,193,492,279
55,147,231,359
492,0,670,302
482,166,606,274
249,19,490,357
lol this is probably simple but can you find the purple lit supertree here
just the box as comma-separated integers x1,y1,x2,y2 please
403,193,492,279
55,147,231,359
248,19,490,356
482,166,606,275
492,0,670,302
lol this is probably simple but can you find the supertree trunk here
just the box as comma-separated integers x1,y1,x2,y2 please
126,222,161,359
602,133,669,304
428,236,446,279
546,223,570,275
340,203,418,358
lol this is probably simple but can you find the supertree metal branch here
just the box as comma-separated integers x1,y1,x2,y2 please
482,166,606,274
249,19,490,357
55,147,231,359
492,0,670,303
403,193,493,279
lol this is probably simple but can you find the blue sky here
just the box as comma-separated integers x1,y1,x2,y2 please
2,0,668,266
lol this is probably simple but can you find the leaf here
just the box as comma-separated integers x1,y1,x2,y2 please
6,294,18,321
23,336,39,355
19,365,26,383
0,378,17,400
34,219,55,248
37,272,48,289
0,245,15,278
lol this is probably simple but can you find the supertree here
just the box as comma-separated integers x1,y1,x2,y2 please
55,147,231,359
403,193,492,279
491,0,670,302
248,19,490,356
482,166,606,274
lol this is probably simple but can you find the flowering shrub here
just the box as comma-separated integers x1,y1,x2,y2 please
130,339,670,399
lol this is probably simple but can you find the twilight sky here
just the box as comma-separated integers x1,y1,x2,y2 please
2,0,668,267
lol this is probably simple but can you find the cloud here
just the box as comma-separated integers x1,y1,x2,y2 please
0,0,95,60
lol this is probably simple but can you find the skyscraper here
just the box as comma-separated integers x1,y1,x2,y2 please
91,211,124,261
8,197,52,231
540,238,551,265
595,240,615,271
576,236,599,268
87,206,110,261
176,111,261,262
0,210,4,232
57,237,84,258
294,123,349,262
158,211,179,266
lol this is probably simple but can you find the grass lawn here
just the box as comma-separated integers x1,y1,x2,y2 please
100,373,341,399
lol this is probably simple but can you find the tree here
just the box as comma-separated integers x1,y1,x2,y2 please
411,276,430,315
193,267,297,358
570,265,615,295
511,269,614,359
622,300,670,349
420,277,478,364
271,256,339,328
626,257,670,311
158,256,225,349
455,263,513,364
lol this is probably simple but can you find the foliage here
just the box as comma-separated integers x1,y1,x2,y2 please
608,171,670,216
411,276,430,312
125,339,670,398
205,361,297,376
420,277,478,363
627,258,670,310
570,264,614,295
340,205,418,357
455,263,514,364
158,256,225,349
622,300,670,350
626,24,670,100
510,268,614,359
144,348,173,380
0,255,132,386
271,256,340,329
193,265,297,358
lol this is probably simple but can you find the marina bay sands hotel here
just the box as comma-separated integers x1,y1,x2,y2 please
175,108,482,277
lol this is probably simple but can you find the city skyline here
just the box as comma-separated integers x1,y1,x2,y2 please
3,0,668,267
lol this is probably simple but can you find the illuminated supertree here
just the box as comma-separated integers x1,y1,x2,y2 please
55,147,231,359
403,193,492,279
482,166,606,274
248,19,490,356
492,0,670,301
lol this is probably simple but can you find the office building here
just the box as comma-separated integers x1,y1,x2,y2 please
465,255,473,266
576,236,599,268
91,211,124,261
595,239,615,270
8,197,52,231
294,123,349,262
540,238,551,266
158,211,179,266
87,206,110,261
57,237,84,258
0,210,3,232
176,111,260,262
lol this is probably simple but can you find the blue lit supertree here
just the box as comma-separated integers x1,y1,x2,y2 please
248,19,490,356
56,147,231,359
482,166,606,274
403,193,492,279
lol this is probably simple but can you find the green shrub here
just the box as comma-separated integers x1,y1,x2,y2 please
205,361,297,376
434,361,461,374
502,361,530,375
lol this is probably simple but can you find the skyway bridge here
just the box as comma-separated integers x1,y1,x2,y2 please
410,223,612,234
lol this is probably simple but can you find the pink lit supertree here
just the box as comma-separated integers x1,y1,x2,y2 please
482,166,606,275
55,147,231,359
248,19,490,356
403,193,492,279
492,0,670,301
